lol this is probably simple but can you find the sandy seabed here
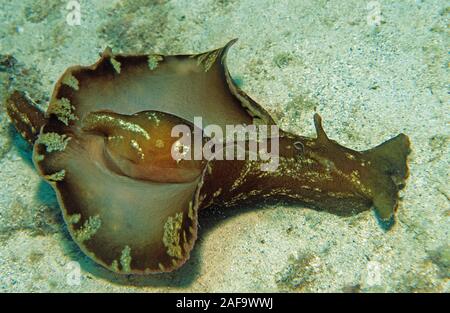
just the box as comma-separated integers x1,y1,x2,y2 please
0,0,448,292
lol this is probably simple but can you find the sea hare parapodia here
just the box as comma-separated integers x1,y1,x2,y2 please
5,40,410,274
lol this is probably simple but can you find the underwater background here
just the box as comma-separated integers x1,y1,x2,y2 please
0,0,448,292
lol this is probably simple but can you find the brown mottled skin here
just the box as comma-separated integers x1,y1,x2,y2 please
200,114,409,220
5,40,410,274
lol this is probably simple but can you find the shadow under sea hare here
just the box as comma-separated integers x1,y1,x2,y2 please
5,40,410,274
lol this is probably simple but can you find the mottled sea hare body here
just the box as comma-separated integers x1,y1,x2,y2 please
5,40,410,274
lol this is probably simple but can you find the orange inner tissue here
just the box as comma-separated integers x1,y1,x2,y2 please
82,110,203,183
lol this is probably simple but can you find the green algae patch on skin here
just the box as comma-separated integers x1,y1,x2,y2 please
163,212,184,259
5,40,411,274
44,169,66,182
66,214,81,225
61,72,79,91
110,57,121,74
147,54,163,70
73,215,102,243
47,98,77,126
35,132,70,153
119,245,132,273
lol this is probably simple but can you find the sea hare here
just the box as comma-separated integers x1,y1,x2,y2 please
5,40,410,274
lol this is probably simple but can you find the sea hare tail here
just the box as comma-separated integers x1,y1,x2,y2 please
364,133,411,187
363,133,411,221
6,90,47,144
